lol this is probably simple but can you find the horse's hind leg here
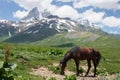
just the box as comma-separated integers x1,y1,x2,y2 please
74,59,79,76
92,59,97,77
85,60,91,77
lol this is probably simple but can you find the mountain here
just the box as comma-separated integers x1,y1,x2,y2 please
0,19,38,37
21,7,40,22
3,16,105,43
4,17,80,42
0,7,118,43
42,9,51,18
0,20,18,37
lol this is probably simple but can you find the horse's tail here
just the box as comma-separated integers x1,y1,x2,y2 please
96,51,101,66
101,55,106,61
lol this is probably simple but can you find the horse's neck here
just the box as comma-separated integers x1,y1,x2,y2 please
62,56,71,63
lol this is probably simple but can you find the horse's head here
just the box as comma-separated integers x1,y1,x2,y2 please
59,60,66,75
59,52,71,75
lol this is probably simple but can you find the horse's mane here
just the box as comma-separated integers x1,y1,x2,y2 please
60,47,80,64
67,46,80,54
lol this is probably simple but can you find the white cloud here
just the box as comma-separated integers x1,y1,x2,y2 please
13,10,28,19
54,5,80,20
13,0,80,20
56,0,120,10
56,0,74,2
73,0,120,10
103,16,120,28
79,9,105,23
12,0,120,29
13,0,57,12
13,0,40,10
109,31,119,34
13,0,58,19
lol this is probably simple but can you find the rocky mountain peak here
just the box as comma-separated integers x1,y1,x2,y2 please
41,9,51,18
21,7,40,21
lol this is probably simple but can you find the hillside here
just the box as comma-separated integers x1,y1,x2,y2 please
31,31,120,48
0,35,120,79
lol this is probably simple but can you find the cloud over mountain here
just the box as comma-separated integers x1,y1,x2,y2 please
57,0,120,10
12,0,120,30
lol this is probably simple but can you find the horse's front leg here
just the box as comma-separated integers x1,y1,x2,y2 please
85,59,91,77
74,59,79,76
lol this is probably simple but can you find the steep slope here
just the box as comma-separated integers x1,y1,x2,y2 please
0,20,18,37
4,16,81,43
4,21,58,43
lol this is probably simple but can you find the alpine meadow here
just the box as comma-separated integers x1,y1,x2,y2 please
0,1,120,79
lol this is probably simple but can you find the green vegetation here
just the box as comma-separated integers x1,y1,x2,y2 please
0,47,17,80
0,32,120,79
64,75,76,80
48,66,60,74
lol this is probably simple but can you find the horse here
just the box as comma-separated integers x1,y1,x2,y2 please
59,46,101,77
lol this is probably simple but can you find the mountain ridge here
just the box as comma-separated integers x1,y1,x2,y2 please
0,7,119,43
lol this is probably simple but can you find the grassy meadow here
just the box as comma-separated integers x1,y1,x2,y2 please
0,32,120,79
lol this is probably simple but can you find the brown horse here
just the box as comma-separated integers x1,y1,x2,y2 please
59,46,101,77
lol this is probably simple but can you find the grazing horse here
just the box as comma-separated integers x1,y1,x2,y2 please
59,46,101,77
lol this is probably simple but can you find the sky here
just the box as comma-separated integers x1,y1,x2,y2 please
0,0,120,34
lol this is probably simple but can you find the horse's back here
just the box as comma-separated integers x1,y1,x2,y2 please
78,47,95,60
68,46,80,54
80,47,93,54
67,47,97,60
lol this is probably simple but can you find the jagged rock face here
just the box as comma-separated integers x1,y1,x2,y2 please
42,9,51,18
0,7,103,43
22,7,40,21
4,21,58,42
0,21,18,37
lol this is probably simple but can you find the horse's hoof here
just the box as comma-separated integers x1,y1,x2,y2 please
76,74,79,76
93,75,96,77
60,72,65,75
84,75,87,77
93,74,96,77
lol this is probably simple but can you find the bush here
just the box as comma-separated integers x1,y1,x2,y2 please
79,67,84,73
115,73,120,80
46,49,63,55
0,47,17,80
48,66,60,74
64,75,76,80
49,77,56,80
0,61,17,80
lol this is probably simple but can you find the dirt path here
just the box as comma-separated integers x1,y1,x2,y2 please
30,63,116,80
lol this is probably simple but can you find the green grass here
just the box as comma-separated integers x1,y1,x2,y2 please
0,32,120,79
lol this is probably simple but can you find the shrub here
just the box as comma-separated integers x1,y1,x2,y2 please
0,61,17,80
115,73,120,80
0,47,17,80
48,66,60,74
49,77,56,80
79,67,84,73
64,75,76,80
46,49,63,55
